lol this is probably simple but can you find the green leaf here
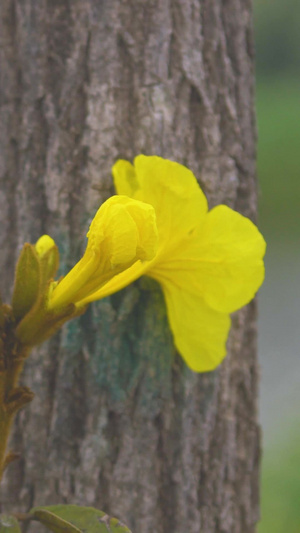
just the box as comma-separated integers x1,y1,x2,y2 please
12,244,41,321
30,505,132,533
0,515,21,533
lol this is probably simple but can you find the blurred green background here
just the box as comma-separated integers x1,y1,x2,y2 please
254,0,300,530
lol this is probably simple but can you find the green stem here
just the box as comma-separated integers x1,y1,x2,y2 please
0,348,30,483
5,358,26,395
0,402,15,481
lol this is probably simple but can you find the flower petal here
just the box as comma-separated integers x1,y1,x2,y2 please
87,196,139,266
49,196,158,309
75,260,147,306
112,155,208,257
159,279,231,372
196,205,266,313
35,235,56,258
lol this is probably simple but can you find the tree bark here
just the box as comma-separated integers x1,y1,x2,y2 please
0,1,260,532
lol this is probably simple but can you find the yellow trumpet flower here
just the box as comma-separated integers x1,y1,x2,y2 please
82,155,266,372
48,195,158,310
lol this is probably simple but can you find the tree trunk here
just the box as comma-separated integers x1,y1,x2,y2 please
0,1,260,532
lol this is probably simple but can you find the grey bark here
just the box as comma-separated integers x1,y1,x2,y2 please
0,1,260,532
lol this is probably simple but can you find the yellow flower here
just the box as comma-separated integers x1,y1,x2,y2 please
48,195,158,310
85,155,266,372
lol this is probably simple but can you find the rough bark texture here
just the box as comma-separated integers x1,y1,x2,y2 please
0,1,260,532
